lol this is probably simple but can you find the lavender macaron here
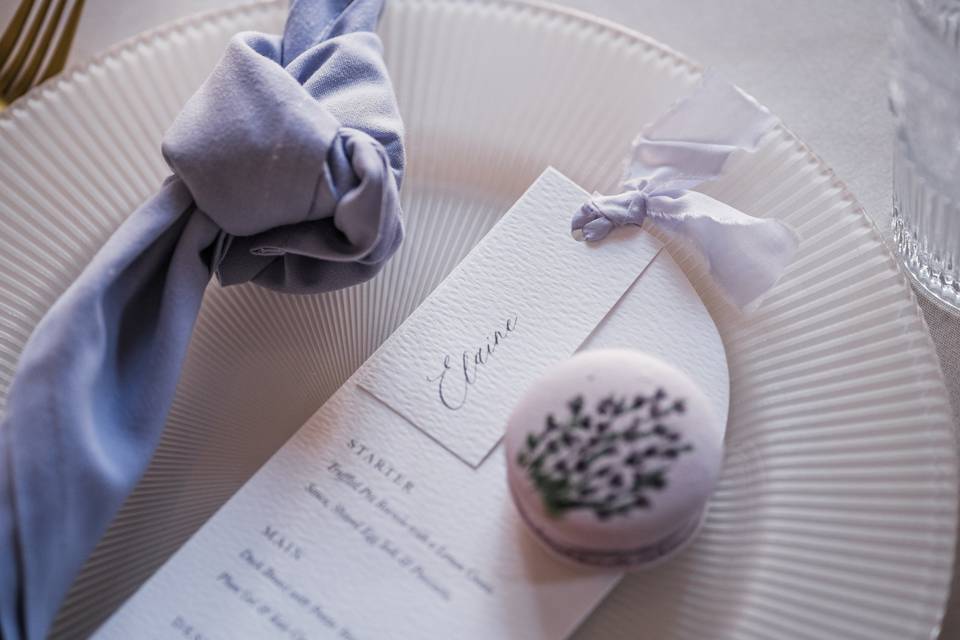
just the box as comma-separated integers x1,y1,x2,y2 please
505,349,724,569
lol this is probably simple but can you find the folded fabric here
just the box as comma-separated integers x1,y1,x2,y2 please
572,72,799,308
0,1,404,637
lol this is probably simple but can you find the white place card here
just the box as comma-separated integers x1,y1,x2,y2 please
96,168,727,640
358,171,660,466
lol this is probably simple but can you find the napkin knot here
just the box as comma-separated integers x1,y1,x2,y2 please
162,31,404,291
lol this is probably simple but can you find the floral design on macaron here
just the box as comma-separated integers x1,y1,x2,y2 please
504,349,724,569
515,390,693,520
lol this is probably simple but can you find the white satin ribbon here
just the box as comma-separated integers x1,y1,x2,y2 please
571,72,799,308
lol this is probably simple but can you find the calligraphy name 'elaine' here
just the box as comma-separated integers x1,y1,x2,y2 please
427,315,519,411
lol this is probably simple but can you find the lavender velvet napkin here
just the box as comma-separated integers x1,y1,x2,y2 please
0,1,404,637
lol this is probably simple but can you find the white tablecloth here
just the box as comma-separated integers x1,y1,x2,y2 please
3,0,957,635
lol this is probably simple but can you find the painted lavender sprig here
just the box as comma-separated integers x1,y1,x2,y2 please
516,388,693,520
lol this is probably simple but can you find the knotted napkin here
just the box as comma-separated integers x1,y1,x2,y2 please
0,1,403,637
572,73,799,308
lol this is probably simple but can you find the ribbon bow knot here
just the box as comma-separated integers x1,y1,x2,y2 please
574,185,652,241
571,74,799,309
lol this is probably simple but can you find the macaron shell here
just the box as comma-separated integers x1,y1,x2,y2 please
505,349,724,564
510,483,710,570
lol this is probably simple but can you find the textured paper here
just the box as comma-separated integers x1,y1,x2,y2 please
96,169,727,640
358,169,660,466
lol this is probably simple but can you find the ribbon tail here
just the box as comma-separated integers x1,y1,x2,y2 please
646,190,799,308
624,71,778,191
0,179,215,639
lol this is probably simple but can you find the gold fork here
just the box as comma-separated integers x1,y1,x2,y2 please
0,0,85,108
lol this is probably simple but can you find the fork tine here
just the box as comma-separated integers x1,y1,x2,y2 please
37,0,84,85
0,0,52,93
7,0,67,98
0,0,37,64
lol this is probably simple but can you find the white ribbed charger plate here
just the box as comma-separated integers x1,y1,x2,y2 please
0,1,956,638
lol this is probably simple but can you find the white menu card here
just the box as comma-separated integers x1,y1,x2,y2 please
97,168,726,639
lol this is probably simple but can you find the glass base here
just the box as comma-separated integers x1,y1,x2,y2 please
892,148,960,315
896,248,960,316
